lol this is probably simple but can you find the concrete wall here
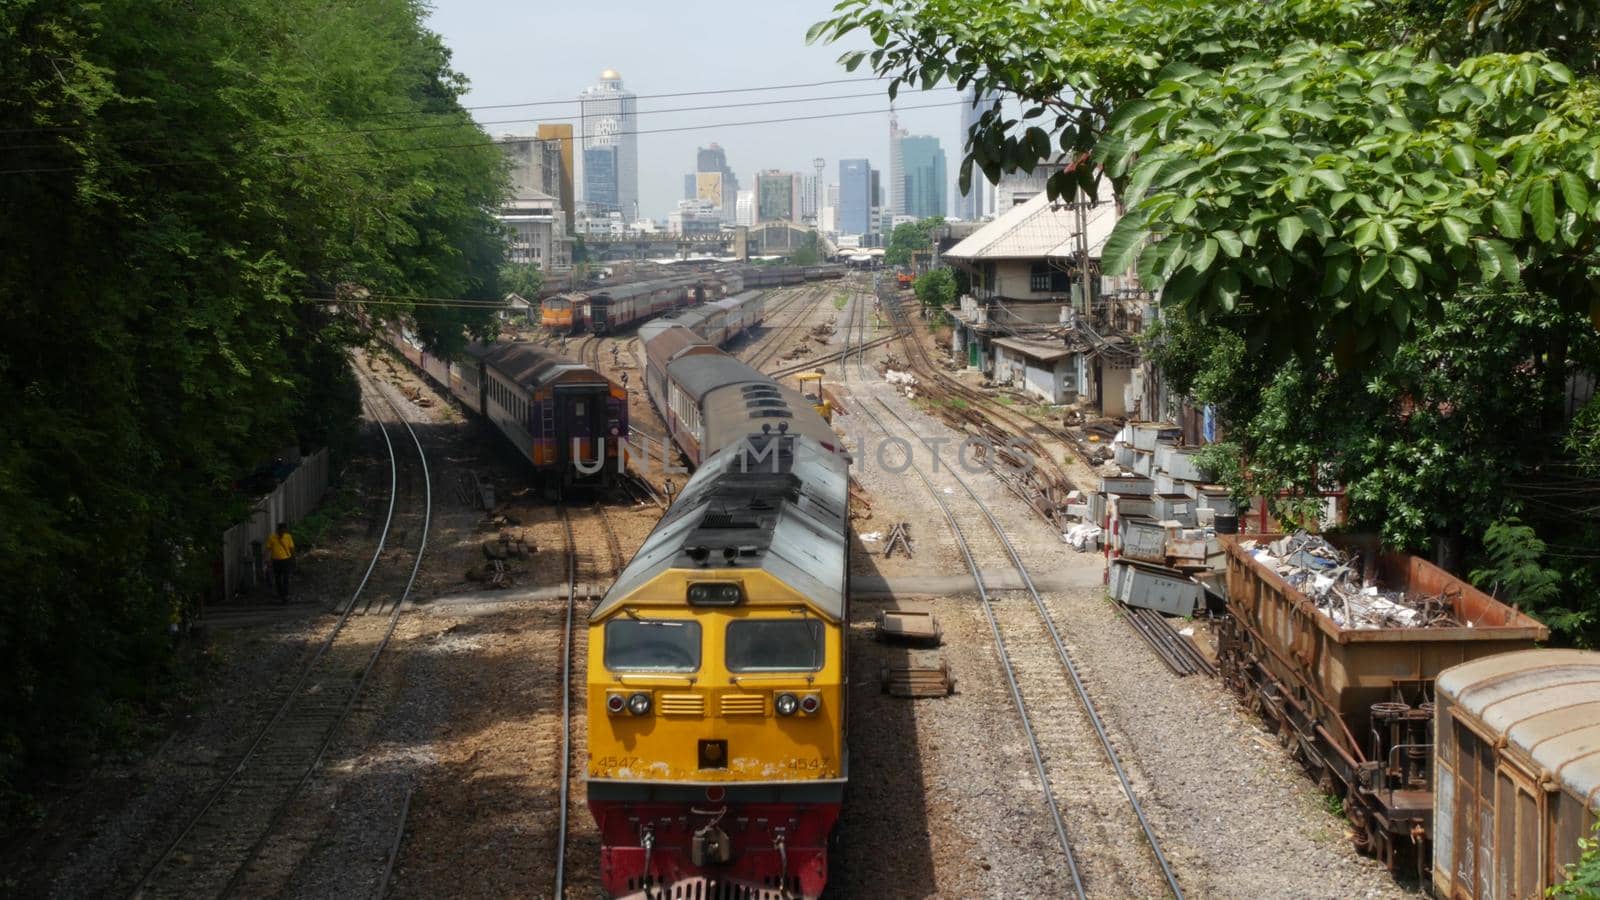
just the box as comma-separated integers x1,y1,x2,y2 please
989,259,1074,303
1101,362,1132,417
992,345,1073,404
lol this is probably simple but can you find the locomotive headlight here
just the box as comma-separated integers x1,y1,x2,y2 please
627,692,652,716
775,692,799,716
606,693,626,715
799,694,821,715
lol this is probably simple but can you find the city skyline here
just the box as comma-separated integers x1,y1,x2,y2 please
424,1,973,221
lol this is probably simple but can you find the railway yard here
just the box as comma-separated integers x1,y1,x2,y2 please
12,277,1413,899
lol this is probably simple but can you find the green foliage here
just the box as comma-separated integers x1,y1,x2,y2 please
813,0,1390,202
1569,397,1600,470
814,0,1600,351
1098,44,1600,364
1471,519,1587,634
788,230,821,265
884,216,944,267
1158,286,1600,641
913,268,958,312
1551,816,1600,898
0,0,506,827
500,262,544,301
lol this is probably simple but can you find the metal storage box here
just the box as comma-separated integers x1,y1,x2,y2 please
1111,559,1202,616
1119,516,1168,563
1152,493,1196,527
1132,449,1154,477
1160,445,1205,482
1113,496,1153,519
1154,471,1177,495
1131,422,1182,451
1114,441,1134,467
1099,475,1154,496
1197,490,1237,517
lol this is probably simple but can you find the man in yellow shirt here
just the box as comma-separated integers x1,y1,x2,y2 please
265,521,295,603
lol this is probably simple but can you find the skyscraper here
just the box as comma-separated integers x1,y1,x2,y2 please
695,143,739,222
956,87,999,219
755,170,802,223
579,69,638,217
583,146,619,213
800,174,820,221
901,135,948,219
534,123,576,230
887,109,908,217
838,158,872,235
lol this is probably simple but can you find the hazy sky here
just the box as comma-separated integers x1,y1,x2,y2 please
424,1,967,219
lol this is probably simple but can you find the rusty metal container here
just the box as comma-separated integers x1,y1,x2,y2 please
1217,533,1547,876
1432,650,1600,900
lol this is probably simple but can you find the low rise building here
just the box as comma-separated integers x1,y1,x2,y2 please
942,187,1147,415
500,192,571,269
668,199,722,236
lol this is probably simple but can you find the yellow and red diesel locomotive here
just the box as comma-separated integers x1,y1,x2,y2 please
586,301,849,899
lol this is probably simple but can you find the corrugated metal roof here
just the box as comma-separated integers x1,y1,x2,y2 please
943,190,1121,262
993,336,1074,362
1438,649,1600,808
465,340,601,390
590,435,849,623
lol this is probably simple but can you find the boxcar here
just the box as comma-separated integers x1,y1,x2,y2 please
1218,534,1548,876
1433,650,1600,900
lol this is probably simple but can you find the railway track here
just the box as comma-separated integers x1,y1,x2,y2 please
848,389,1182,899
848,280,872,382
880,288,1079,527
553,500,623,898
742,283,832,372
133,362,432,899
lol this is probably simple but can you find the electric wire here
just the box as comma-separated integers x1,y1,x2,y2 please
0,74,895,137
0,100,965,176
0,87,960,154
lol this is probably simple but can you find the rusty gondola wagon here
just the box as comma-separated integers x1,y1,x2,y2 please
1217,533,1548,878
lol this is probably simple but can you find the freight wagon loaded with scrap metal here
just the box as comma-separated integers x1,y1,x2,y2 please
1217,533,1548,879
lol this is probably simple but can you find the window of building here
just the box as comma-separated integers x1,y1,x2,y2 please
725,619,824,672
1030,263,1070,293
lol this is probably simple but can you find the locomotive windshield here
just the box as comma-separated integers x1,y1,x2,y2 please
604,619,701,672
725,619,824,672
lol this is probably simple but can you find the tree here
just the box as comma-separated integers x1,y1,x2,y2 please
789,231,821,265
813,0,1600,352
1147,287,1600,641
0,0,507,824
884,216,944,267
814,0,1600,649
501,262,545,301
914,268,958,312
1096,45,1600,365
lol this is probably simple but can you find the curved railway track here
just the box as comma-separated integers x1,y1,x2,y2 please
847,387,1182,899
880,289,1080,525
133,362,433,899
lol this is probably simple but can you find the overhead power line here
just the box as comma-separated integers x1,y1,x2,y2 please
0,75,894,137
0,100,965,177
1,87,959,154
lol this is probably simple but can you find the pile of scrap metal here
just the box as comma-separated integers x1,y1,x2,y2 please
1238,531,1462,629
